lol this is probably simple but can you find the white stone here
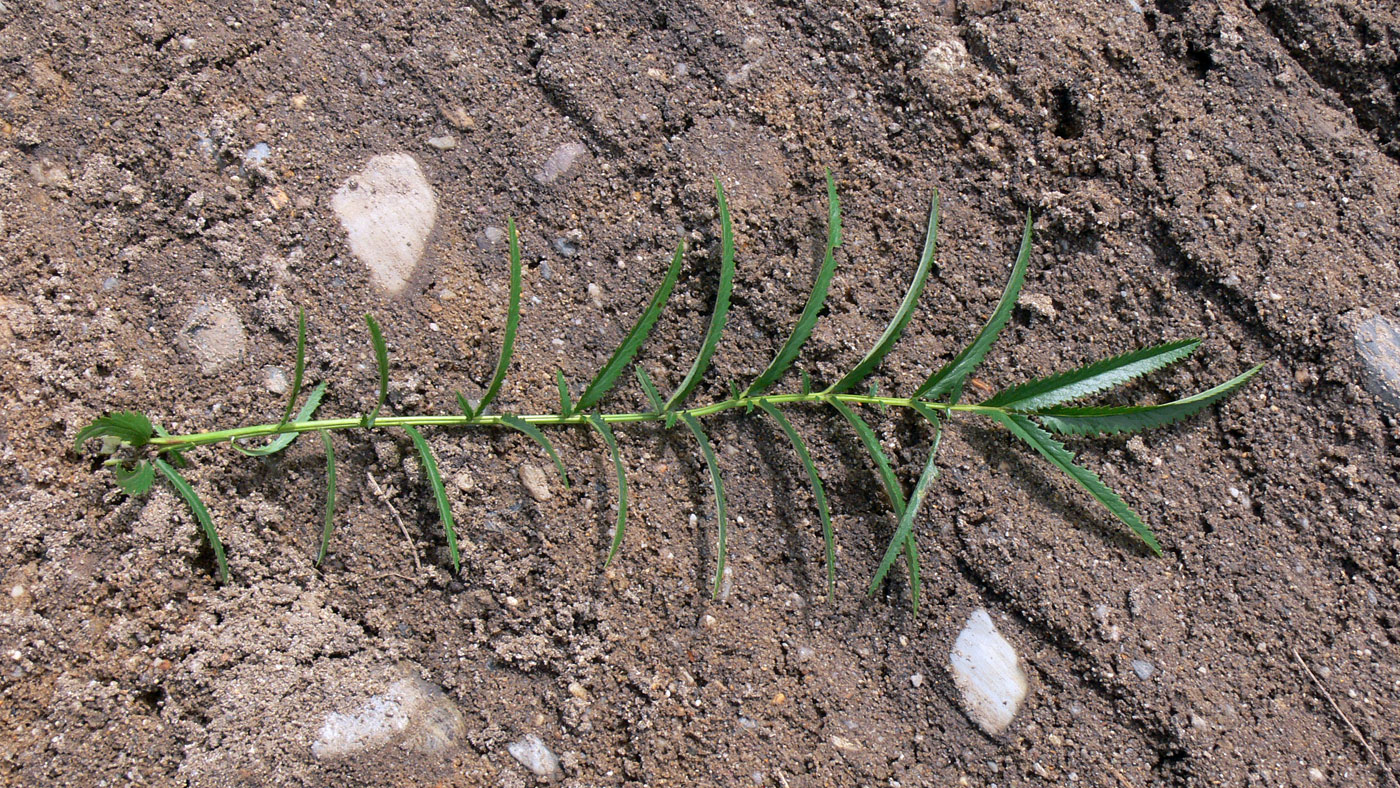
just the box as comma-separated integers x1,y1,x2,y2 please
949,608,1027,735
332,153,437,295
312,678,464,759
508,734,562,781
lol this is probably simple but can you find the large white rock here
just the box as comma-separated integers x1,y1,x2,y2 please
949,608,1028,735
332,153,437,295
311,677,464,759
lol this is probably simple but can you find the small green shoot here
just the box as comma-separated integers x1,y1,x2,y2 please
153,458,228,583
470,218,523,418
589,414,629,566
75,174,1261,603
757,401,835,599
405,425,459,572
315,430,337,566
363,314,389,428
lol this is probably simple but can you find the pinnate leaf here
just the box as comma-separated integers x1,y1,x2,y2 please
665,181,735,411
915,210,1032,402
556,371,574,418
588,415,630,566
114,460,155,496
315,430,337,566
364,314,390,428
277,307,308,428
475,218,524,418
680,414,729,597
575,241,685,413
153,458,228,582
826,191,940,395
757,402,835,597
983,339,1200,410
635,367,664,412
501,415,570,488
829,399,923,608
745,171,842,397
868,422,942,597
74,411,153,452
1032,363,1264,436
233,381,327,457
405,426,459,572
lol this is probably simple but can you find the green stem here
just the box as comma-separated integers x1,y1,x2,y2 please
149,392,997,452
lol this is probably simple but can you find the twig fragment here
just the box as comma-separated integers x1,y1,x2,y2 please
367,471,423,574
1292,649,1400,788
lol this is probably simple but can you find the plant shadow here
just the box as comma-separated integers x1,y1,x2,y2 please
960,422,1157,557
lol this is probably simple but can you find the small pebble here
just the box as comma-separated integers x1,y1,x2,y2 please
1131,659,1156,680
332,153,437,296
453,470,475,493
426,134,457,151
507,734,562,781
312,678,465,759
1018,292,1057,322
1308,767,1325,782
717,564,734,601
263,366,289,395
441,104,475,130
519,464,551,501
910,672,924,688
586,283,603,308
181,301,247,375
535,141,587,184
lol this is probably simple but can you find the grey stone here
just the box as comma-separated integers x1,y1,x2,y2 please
1355,315,1400,414
426,134,457,151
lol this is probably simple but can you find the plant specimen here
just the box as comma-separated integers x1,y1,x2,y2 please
75,174,1261,608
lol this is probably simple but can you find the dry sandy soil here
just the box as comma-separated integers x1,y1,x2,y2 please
2,1,1399,786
